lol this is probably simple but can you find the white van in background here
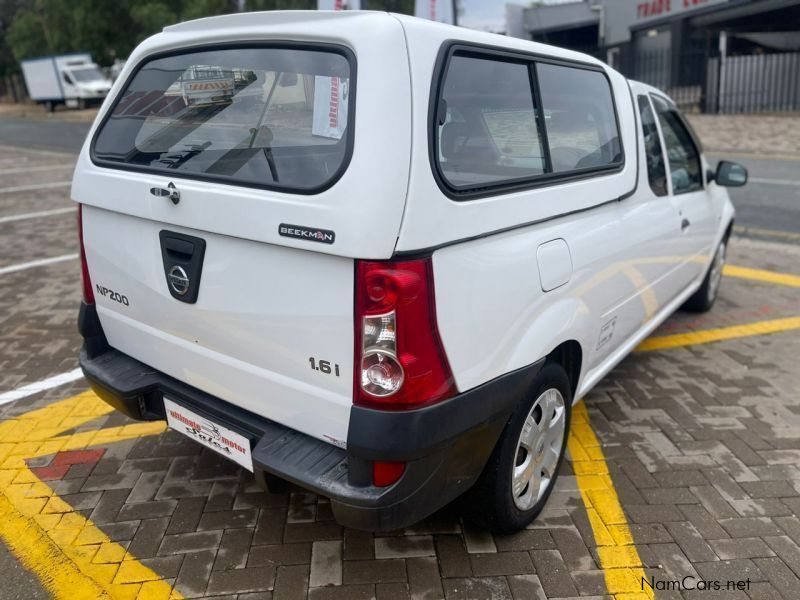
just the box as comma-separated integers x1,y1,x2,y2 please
20,53,112,111
73,11,746,532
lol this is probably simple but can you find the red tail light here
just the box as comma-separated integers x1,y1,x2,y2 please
354,258,456,410
78,204,94,304
372,461,406,487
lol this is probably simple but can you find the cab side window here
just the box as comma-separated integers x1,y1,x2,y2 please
651,95,702,194
637,95,667,197
436,55,546,188
432,47,624,197
538,63,621,173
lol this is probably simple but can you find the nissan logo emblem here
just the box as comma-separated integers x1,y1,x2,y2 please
167,265,190,296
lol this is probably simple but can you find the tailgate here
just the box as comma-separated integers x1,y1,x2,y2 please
82,205,354,446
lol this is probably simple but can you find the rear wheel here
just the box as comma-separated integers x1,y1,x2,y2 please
462,362,572,533
683,237,726,313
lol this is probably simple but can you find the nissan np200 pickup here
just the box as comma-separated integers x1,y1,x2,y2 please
75,10,746,532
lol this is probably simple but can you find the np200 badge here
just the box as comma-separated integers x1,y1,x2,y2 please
95,284,129,306
279,224,335,245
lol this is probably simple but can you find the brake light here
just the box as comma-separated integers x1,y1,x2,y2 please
354,258,456,410
78,204,94,304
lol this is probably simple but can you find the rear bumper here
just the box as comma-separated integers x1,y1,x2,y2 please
78,301,542,531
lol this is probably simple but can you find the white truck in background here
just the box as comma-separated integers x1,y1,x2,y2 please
20,53,112,112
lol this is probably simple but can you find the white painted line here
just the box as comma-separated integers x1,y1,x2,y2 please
0,144,75,158
0,253,78,276
0,207,75,225
0,181,71,195
0,164,75,176
750,177,800,187
0,368,84,406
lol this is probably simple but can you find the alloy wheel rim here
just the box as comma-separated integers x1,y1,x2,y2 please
511,387,566,511
708,241,726,303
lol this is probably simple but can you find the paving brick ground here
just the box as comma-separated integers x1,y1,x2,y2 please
1,144,800,599
686,113,800,158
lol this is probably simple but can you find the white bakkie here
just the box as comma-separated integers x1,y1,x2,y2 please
74,11,745,532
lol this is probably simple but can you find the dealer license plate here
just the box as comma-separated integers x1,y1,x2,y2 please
164,397,253,472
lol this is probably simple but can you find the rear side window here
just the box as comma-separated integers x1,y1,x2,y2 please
92,46,354,193
651,95,702,195
432,47,623,198
637,95,668,196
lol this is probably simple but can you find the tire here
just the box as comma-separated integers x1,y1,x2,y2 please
462,362,572,533
78,98,87,110
682,237,727,313
44,101,55,113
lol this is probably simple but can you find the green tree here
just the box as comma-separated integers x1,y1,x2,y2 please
128,0,240,42
129,2,179,42
0,0,25,75
5,8,47,65
1,0,417,77
364,0,414,12
6,0,135,65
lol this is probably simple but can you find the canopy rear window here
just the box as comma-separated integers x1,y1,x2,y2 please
92,45,354,193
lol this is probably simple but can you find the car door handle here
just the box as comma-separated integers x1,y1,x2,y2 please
681,218,691,231
150,182,180,205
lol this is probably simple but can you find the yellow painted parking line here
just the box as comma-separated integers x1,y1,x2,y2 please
724,264,800,287
579,264,800,596
0,391,179,599
569,401,653,599
0,494,107,599
636,316,800,352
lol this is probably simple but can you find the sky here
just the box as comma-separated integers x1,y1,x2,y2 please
456,0,577,32
458,0,508,31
